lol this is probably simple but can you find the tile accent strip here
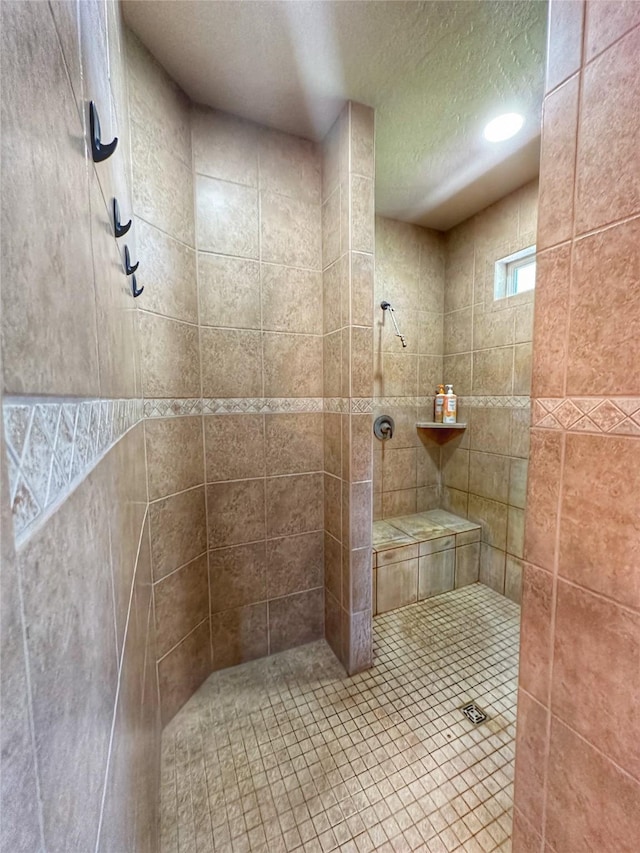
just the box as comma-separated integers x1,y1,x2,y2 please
3,397,143,544
144,397,326,417
374,395,530,409
532,397,640,435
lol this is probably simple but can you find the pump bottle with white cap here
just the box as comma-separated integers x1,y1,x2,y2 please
443,384,457,424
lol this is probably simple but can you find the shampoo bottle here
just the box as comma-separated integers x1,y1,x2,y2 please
434,385,445,423
443,384,457,424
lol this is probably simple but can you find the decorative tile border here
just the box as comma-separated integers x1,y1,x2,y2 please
374,395,530,409
143,398,325,417
532,397,640,435
144,397,375,416
3,397,143,543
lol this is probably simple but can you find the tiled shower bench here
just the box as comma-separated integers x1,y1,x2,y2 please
372,509,481,615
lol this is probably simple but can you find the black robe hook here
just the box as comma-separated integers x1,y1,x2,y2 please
124,245,139,276
131,274,144,298
89,101,118,162
112,198,131,238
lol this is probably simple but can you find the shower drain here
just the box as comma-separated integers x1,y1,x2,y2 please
461,702,488,724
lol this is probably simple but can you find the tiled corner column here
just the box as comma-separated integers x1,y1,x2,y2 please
513,3,640,851
322,102,375,674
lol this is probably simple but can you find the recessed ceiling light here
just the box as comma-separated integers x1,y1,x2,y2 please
483,113,524,142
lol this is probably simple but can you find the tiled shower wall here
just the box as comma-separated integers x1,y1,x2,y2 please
128,30,328,723
371,185,536,606
373,216,445,518
513,2,640,850
1,2,158,851
322,103,376,674
441,180,538,603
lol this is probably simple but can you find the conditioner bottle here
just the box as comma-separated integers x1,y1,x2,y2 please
443,384,457,424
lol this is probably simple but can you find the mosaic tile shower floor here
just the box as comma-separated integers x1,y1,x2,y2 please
160,585,520,852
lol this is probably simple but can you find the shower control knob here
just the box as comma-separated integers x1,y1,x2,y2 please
374,415,395,441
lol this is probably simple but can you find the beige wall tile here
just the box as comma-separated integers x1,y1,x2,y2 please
505,556,523,604
468,451,510,504
132,127,194,246
261,191,321,269
468,494,508,550
377,559,418,613
209,542,266,612
350,327,373,397
267,531,324,598
126,29,191,168
510,408,531,459
507,506,525,558
269,588,324,653
441,446,469,492
262,265,323,335
196,175,259,258
207,479,265,548
266,473,323,538
441,487,469,518
200,328,262,398
469,408,512,454
350,481,372,549
473,307,515,350
158,618,211,725
350,102,375,178
258,128,320,204
324,474,341,542
145,416,204,500
153,554,209,657
324,531,342,602
382,488,417,519
322,189,341,269
351,176,374,253
323,257,343,333
192,105,258,185
139,313,200,398
265,413,323,475
1,1,99,396
382,448,416,493
509,457,528,509
148,486,207,580
324,413,342,478
211,603,267,671
514,342,533,395
15,460,116,851
323,331,342,397
351,414,373,482
377,352,418,397
472,347,514,395
135,218,198,323
204,414,265,482
479,544,506,593
444,308,472,354
198,254,261,329
263,333,322,397
442,353,471,396
351,252,374,327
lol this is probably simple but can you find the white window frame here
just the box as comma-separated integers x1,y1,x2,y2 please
494,245,536,300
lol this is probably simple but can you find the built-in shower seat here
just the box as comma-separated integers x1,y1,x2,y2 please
372,510,481,615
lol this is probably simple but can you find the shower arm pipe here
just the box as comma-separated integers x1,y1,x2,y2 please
380,301,407,348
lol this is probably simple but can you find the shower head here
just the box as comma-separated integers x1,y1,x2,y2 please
381,300,407,348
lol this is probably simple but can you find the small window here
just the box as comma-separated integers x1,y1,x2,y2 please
494,245,536,299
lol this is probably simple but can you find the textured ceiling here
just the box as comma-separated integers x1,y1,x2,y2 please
122,0,547,230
